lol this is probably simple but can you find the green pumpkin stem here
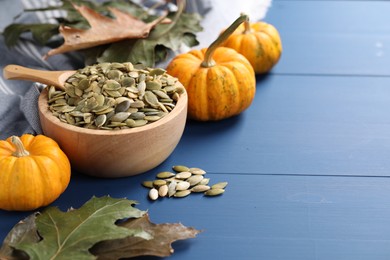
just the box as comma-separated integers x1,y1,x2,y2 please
201,14,249,68
11,136,30,157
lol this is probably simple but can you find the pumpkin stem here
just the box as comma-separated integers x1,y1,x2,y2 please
243,19,251,34
11,136,30,157
201,13,249,68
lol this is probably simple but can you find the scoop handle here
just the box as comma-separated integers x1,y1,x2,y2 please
3,65,74,90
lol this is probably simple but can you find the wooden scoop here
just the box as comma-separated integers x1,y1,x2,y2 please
3,64,76,91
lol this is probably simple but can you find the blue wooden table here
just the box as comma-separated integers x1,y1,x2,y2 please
3,0,390,259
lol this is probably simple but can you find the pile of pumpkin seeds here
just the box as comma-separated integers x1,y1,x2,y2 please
47,62,184,130
143,165,228,200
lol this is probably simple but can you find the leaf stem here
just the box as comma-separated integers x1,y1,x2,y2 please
201,13,249,68
148,0,186,40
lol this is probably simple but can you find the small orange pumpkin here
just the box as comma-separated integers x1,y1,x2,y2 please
166,14,255,121
222,17,282,74
0,134,71,211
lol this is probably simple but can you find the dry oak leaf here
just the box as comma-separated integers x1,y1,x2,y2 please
44,4,168,59
90,213,202,259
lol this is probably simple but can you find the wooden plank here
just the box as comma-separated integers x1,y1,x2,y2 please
170,74,390,176
265,1,390,76
3,173,390,260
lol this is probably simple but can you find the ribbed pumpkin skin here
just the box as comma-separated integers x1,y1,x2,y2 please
0,134,71,211
223,21,282,74
166,47,255,121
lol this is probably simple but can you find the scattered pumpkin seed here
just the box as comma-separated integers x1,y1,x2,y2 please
191,185,211,193
142,165,227,200
211,182,228,189
174,190,191,198
189,167,207,175
142,181,154,188
149,188,159,200
204,188,225,196
187,175,204,186
153,179,166,188
199,178,210,185
158,185,168,197
176,181,191,191
172,165,190,172
156,171,175,179
175,171,192,180
168,180,177,197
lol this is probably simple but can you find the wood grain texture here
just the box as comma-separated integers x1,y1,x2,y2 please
3,173,390,260
267,1,390,76
170,75,390,176
3,1,390,259
3,65,75,90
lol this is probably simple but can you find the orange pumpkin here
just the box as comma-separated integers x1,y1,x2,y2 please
222,18,282,74
166,14,255,121
0,134,71,211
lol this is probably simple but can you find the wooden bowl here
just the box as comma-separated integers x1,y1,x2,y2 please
38,86,187,178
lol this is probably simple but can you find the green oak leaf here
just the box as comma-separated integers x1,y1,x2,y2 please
95,12,203,67
14,196,150,260
3,23,59,47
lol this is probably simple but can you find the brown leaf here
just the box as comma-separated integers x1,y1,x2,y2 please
90,213,202,259
44,4,168,59
0,214,39,260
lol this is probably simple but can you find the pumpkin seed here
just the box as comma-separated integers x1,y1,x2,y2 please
107,69,123,80
47,62,182,130
146,81,162,90
115,99,131,112
121,77,135,87
187,175,204,186
199,178,210,185
77,78,90,90
191,185,211,193
189,167,207,175
176,181,190,191
172,165,190,172
168,180,177,197
103,80,121,91
156,171,175,179
132,119,148,127
110,112,130,122
83,113,93,123
211,182,228,189
149,188,159,200
153,179,166,188
149,68,166,76
130,100,145,108
174,190,191,198
144,91,160,108
129,112,146,120
158,185,168,197
204,188,225,196
141,165,227,200
95,114,106,127
175,171,192,180
142,181,154,188
152,89,170,99
144,115,161,122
